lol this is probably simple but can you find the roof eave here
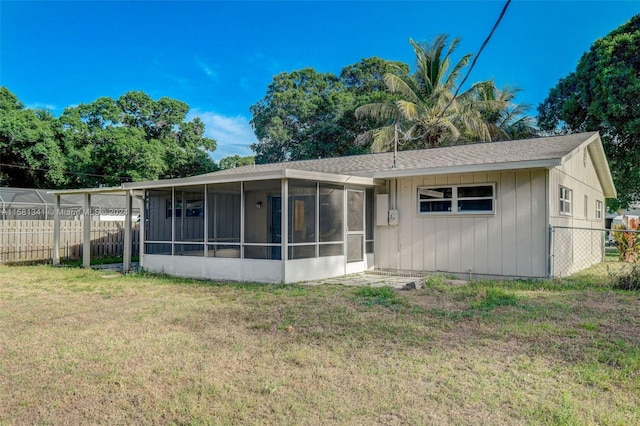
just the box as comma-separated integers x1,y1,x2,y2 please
123,170,287,190
560,132,617,198
587,136,617,198
121,168,378,190
48,186,127,195
367,159,562,179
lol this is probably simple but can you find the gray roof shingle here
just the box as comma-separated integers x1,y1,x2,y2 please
207,132,598,178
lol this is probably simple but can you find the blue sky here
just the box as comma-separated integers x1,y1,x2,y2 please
2,1,639,160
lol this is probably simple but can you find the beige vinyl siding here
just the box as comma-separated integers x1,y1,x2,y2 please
549,147,606,229
375,169,548,278
549,147,607,276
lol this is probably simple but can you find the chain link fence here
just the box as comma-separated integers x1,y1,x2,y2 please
550,226,638,277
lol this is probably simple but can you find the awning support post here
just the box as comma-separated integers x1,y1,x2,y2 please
123,191,133,272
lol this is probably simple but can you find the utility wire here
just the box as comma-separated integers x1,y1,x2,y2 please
0,163,131,181
420,0,512,139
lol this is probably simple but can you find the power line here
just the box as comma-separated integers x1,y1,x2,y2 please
420,0,512,140
453,0,511,100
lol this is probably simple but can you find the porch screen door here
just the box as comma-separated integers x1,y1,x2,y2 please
346,190,365,263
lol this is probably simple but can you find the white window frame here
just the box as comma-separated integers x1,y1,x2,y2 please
584,195,588,219
559,186,572,216
417,183,496,215
596,200,603,220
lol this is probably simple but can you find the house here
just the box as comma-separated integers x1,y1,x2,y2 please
50,131,616,281
606,202,640,229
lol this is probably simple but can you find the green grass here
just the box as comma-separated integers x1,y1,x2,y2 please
60,254,140,267
0,265,638,424
353,286,405,307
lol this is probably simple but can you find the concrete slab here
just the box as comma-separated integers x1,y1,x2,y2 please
91,262,139,273
301,272,422,290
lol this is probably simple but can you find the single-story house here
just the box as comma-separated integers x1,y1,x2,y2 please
50,131,616,281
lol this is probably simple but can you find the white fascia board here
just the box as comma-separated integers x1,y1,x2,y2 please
48,186,126,195
559,132,616,198
283,169,376,186
558,132,599,167
122,168,377,190
368,159,562,179
587,137,617,198
123,170,287,189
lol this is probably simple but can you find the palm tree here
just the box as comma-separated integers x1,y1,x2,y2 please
356,35,514,152
474,84,538,140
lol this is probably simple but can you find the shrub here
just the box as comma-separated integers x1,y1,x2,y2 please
612,216,640,263
609,264,640,291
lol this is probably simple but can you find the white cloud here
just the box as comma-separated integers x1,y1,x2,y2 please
195,58,219,80
188,110,257,161
25,102,57,111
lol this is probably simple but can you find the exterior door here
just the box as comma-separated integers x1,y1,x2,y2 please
346,189,365,274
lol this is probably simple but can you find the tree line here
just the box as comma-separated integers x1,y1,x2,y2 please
3,18,640,208
250,36,536,163
0,89,254,189
538,14,640,210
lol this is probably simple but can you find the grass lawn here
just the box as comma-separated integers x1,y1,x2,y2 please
0,266,638,424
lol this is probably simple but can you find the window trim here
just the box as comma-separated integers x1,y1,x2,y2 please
584,195,588,219
417,183,496,215
595,200,603,220
559,186,572,216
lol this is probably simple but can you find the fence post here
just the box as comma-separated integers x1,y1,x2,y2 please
53,195,60,266
82,194,91,268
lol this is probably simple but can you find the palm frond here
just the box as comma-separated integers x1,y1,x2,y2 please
395,100,421,121
383,74,419,103
355,103,398,121
370,125,396,153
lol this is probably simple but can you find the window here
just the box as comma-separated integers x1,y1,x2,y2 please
166,198,203,218
596,200,603,220
417,184,495,214
185,199,203,217
559,186,572,216
166,199,182,218
584,195,588,219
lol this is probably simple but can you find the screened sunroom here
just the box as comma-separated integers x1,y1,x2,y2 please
138,171,376,283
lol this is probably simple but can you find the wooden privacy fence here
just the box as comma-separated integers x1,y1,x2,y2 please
1,220,140,264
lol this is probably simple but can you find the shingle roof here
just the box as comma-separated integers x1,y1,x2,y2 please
206,132,599,178
55,132,615,198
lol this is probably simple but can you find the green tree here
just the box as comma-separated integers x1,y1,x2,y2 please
219,155,255,170
356,36,518,152
537,14,640,209
0,87,67,188
476,85,537,141
59,91,217,186
249,58,409,163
